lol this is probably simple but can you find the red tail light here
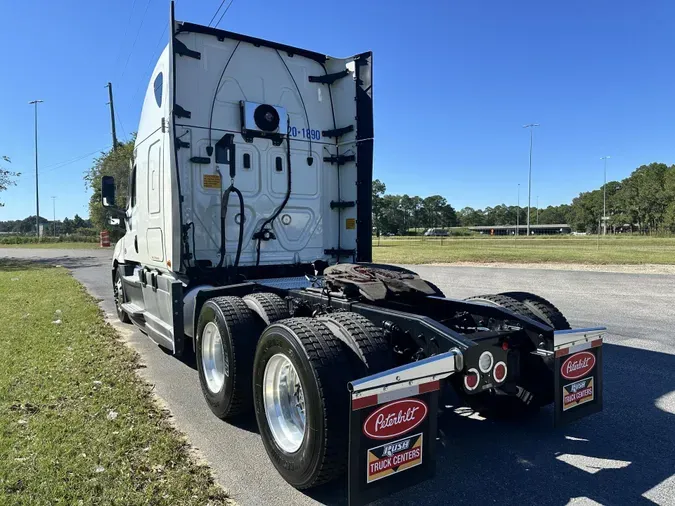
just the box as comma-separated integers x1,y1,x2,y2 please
493,361,507,383
464,368,480,391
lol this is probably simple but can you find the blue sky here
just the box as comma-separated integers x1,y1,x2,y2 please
1,0,674,220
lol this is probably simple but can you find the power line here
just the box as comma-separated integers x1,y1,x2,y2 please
214,0,236,28
208,0,228,26
115,109,128,141
128,25,168,112
113,0,140,72
20,147,111,181
119,0,154,81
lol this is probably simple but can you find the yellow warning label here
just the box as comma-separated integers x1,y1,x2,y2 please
203,174,221,189
346,218,356,230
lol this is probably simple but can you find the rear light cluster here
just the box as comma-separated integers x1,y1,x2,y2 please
463,351,508,391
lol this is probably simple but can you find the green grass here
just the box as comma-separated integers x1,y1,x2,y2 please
0,242,101,249
0,259,230,505
372,235,675,264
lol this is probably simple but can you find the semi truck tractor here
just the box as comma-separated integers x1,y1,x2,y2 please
101,4,605,503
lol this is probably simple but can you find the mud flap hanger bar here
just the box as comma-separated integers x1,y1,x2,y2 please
349,349,463,399
553,326,606,352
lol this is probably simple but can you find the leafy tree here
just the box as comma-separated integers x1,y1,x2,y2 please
458,207,485,226
538,204,571,225
663,166,675,231
421,195,448,228
84,139,135,232
371,178,387,233
0,156,20,207
61,217,74,234
441,203,458,227
72,214,86,229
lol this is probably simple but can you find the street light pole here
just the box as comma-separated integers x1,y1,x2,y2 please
600,156,610,235
29,100,44,239
523,124,540,236
517,183,520,236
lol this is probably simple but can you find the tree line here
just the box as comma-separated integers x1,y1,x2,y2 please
373,162,675,234
0,214,93,236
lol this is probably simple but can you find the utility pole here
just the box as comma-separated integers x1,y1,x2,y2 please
516,183,520,236
106,82,118,150
523,124,540,236
601,156,610,235
536,195,539,225
29,100,44,239
52,196,56,236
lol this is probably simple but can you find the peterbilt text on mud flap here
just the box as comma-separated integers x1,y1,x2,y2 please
100,4,606,504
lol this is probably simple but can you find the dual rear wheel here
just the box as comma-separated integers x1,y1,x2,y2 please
195,294,393,489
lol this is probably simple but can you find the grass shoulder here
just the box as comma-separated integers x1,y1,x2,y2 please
0,259,230,505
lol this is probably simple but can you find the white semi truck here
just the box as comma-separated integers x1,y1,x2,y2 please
101,4,606,503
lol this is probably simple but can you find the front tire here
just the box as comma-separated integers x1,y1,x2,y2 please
113,268,131,324
253,318,354,489
196,296,263,419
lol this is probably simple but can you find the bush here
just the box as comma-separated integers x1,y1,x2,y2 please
449,228,475,237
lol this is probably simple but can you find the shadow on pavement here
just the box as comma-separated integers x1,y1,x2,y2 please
0,258,55,271
306,343,675,505
0,255,106,271
160,342,198,371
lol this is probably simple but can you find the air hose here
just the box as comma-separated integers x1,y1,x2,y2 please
218,184,245,274
215,135,244,277
255,126,292,267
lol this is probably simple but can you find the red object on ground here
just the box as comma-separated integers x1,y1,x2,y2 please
100,230,110,248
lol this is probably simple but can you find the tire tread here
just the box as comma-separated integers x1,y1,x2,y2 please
500,291,571,330
465,294,540,322
201,296,260,417
318,312,393,374
243,292,290,325
269,317,353,488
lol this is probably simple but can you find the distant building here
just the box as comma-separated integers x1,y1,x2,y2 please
466,224,571,236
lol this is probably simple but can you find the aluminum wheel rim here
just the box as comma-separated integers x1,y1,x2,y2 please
263,353,306,453
201,322,228,393
114,275,123,310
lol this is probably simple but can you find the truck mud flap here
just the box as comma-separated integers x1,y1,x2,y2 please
553,327,606,427
347,350,462,506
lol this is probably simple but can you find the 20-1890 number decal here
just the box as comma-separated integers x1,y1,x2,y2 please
290,126,321,140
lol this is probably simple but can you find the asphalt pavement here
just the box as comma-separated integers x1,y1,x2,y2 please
2,248,674,506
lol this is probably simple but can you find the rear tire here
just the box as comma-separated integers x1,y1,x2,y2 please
460,293,550,417
243,292,290,325
500,291,571,330
253,318,354,489
196,296,263,419
464,294,540,323
317,312,394,375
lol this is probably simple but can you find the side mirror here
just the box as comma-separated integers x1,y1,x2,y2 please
101,176,116,207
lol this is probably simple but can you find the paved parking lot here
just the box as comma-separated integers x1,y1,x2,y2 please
3,248,674,505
